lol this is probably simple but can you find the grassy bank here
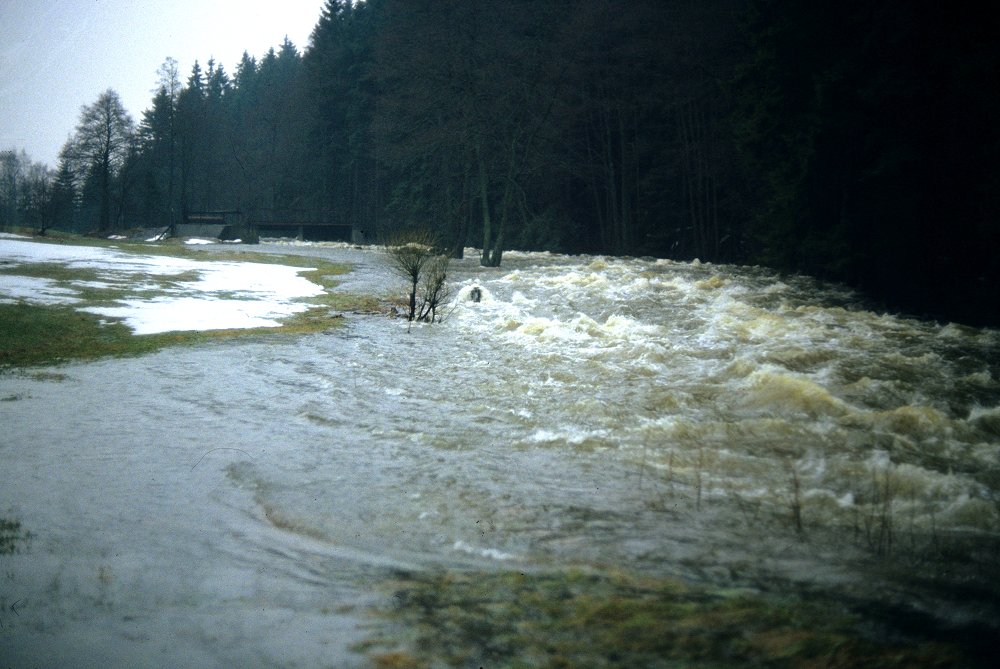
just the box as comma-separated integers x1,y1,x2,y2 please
0,234,375,368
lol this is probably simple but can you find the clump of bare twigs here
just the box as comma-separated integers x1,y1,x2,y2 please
384,229,452,324
787,459,804,536
855,459,896,557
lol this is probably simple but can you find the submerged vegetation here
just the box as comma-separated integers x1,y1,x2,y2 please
360,569,971,668
0,517,30,554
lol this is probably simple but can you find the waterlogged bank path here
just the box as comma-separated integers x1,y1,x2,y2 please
3,241,1000,666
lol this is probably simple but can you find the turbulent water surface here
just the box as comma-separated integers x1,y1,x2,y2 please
2,242,999,666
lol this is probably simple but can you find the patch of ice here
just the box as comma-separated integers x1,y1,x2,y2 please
184,238,217,245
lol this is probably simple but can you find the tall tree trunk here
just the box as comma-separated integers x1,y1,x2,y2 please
489,184,510,267
618,106,632,253
477,147,494,267
99,152,111,231
602,106,619,252
449,158,472,259
168,112,176,232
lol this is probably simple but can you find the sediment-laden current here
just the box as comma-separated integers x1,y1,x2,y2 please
2,242,998,666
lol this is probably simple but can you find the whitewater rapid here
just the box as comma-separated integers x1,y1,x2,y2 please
2,242,998,666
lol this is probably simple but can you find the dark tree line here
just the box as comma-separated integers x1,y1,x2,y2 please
1,149,54,233
6,0,998,325
733,0,1000,325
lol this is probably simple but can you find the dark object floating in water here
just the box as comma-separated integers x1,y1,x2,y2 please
469,287,482,303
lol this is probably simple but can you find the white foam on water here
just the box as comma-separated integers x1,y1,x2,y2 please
452,540,518,562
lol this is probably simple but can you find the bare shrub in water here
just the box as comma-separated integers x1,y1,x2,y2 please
787,459,804,536
867,463,895,556
417,254,451,323
851,459,896,557
385,229,451,323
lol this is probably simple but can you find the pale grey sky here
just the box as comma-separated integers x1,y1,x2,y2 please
0,0,326,167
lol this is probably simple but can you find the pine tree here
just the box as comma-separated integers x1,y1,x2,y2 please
176,61,207,215
50,154,78,231
155,57,181,229
303,0,383,238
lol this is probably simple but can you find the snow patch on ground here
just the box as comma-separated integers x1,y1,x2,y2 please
0,237,325,334
83,296,309,334
0,275,81,305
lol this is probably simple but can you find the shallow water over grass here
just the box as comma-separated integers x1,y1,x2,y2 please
2,242,999,666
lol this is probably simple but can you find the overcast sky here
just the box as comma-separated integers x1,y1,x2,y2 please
0,0,326,168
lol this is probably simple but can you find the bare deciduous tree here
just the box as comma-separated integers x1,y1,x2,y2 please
62,89,134,231
1,149,52,233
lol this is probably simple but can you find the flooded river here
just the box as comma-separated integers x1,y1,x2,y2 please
2,242,999,666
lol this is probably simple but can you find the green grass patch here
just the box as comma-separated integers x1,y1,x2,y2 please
361,569,968,669
1,303,209,366
0,298,361,368
0,262,106,282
